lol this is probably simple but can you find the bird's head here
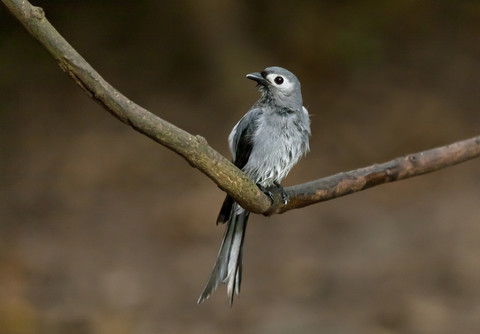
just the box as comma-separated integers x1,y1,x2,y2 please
246,66,303,111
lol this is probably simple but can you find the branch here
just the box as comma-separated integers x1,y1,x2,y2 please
266,135,480,215
3,0,480,216
1,0,271,213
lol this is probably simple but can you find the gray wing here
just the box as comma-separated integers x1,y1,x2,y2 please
217,109,261,224
228,108,262,170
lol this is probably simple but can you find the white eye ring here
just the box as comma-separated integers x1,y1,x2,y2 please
266,73,295,93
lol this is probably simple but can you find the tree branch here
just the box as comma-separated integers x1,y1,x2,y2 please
1,0,271,213
265,135,480,215
3,0,480,216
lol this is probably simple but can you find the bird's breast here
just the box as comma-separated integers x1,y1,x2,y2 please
242,111,309,186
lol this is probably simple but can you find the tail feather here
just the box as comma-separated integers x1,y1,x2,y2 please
198,200,249,305
216,195,234,224
225,211,247,304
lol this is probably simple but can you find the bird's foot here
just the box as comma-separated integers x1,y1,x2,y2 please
274,182,289,205
257,184,275,204
257,183,289,206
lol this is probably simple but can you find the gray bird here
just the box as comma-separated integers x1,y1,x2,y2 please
198,66,311,305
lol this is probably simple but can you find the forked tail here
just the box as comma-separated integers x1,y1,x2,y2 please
198,198,249,305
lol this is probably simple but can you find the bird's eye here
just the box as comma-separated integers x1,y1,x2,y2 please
274,76,284,85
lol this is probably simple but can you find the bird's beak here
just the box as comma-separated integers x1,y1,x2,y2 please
246,72,269,86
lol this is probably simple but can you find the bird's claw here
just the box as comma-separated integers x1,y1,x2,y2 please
280,190,289,205
257,184,275,204
274,182,289,205
258,183,289,206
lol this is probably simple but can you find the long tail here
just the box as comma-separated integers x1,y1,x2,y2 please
198,196,249,305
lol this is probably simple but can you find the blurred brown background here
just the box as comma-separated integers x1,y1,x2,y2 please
1,1,480,333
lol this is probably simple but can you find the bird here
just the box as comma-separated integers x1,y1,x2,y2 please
197,66,311,305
